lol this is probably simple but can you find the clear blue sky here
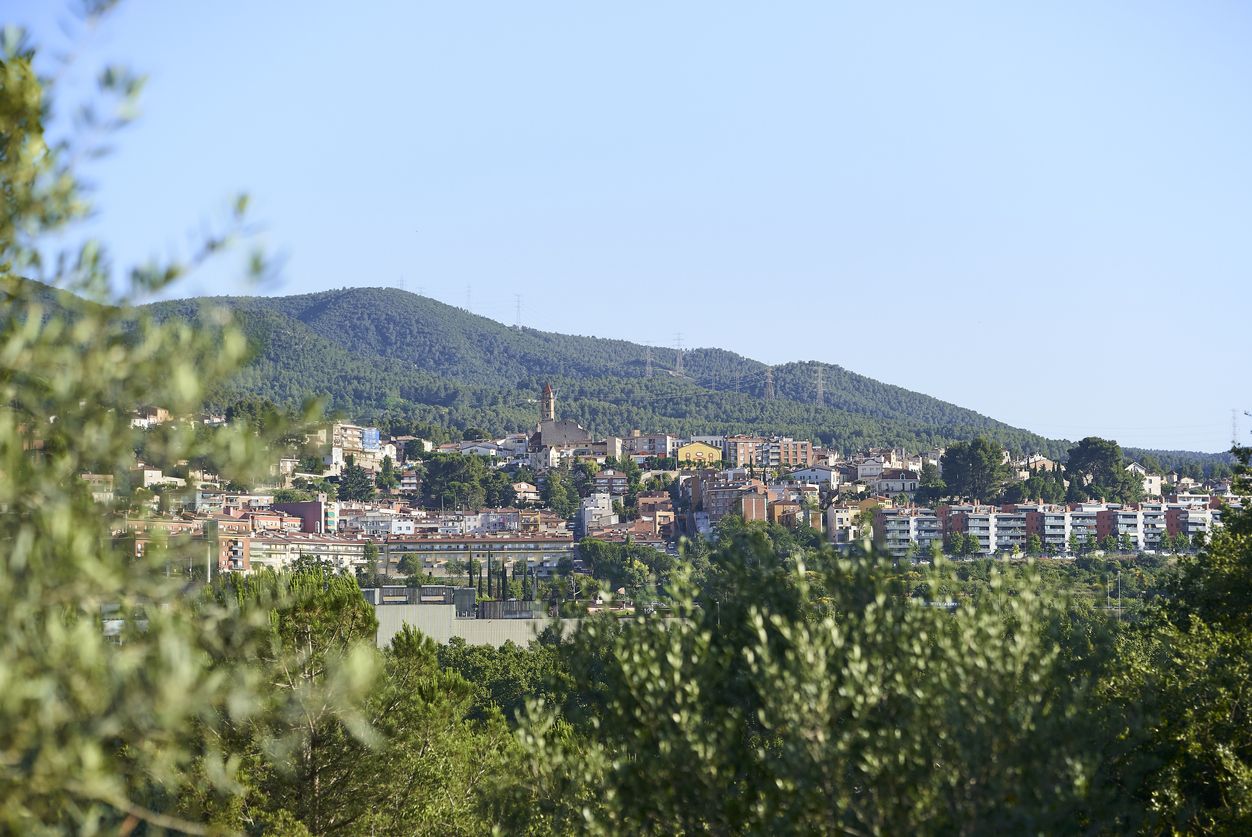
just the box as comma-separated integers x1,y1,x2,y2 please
13,0,1250,452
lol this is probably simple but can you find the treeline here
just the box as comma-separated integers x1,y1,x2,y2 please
917,435,1233,508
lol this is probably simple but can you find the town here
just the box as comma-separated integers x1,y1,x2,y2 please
99,384,1239,604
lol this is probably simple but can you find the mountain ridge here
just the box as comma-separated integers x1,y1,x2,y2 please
122,285,1227,469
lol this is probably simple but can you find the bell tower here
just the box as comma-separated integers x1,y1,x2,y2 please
540,382,555,422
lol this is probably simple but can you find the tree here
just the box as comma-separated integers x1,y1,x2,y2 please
1065,436,1142,503
0,19,371,830
941,437,1010,501
913,462,947,505
1103,445,1252,831
376,454,399,494
1026,533,1043,556
507,537,1124,833
338,454,376,502
543,469,579,518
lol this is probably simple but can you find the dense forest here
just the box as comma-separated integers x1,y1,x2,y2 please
141,287,1228,466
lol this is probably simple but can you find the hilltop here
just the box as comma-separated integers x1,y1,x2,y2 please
113,285,1222,466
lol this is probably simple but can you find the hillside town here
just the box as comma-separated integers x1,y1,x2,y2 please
100,385,1242,593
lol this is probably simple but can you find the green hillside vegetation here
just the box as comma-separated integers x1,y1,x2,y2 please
4,280,1224,466
140,287,1228,465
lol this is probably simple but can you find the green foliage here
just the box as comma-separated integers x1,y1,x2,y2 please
0,19,372,830
375,454,398,493
507,540,1124,833
913,460,946,504
1066,436,1143,503
542,468,579,518
418,452,516,509
1168,446,1252,634
1003,467,1067,504
578,538,673,591
337,454,375,502
941,436,1011,501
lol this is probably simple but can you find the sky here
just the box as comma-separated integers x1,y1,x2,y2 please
12,0,1251,453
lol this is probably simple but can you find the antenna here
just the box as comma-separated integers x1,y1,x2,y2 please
515,295,522,330
816,365,824,406
645,346,653,378
674,333,684,377
764,367,775,402
465,284,472,312
399,275,406,292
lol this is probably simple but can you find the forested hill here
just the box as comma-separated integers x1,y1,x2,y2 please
131,285,1223,463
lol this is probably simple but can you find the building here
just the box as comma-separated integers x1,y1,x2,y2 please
855,457,886,481
80,473,115,504
339,509,418,538
529,383,592,451
273,495,339,534
722,436,765,469
872,469,920,496
381,533,575,579
1126,462,1163,497
781,465,840,489
875,508,942,558
624,432,678,459
249,533,371,573
513,481,541,505
676,441,722,466
825,506,862,545
593,469,631,496
758,437,814,470
578,492,618,537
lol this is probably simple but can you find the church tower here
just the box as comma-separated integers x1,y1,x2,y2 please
540,382,555,422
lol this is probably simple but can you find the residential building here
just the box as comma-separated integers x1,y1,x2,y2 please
80,473,115,504
578,493,618,537
624,432,678,459
722,435,765,469
875,508,942,558
872,469,920,496
758,437,814,470
273,495,339,534
593,469,631,496
513,481,541,505
781,465,840,489
381,533,575,579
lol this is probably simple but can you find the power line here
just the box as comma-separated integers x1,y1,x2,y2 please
645,346,653,378
816,365,824,406
764,366,775,402
674,333,684,377
514,295,522,331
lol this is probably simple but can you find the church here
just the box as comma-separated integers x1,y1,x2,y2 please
529,383,592,450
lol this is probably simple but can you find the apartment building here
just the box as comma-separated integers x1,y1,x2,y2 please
757,437,814,469
249,533,371,573
381,533,575,578
624,432,678,458
875,508,942,558
722,435,766,469
593,469,631,496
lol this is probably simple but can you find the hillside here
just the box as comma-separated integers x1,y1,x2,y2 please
107,285,1221,464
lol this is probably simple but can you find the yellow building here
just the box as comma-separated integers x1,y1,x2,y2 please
676,441,723,466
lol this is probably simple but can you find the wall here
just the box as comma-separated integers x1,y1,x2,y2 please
373,604,580,648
